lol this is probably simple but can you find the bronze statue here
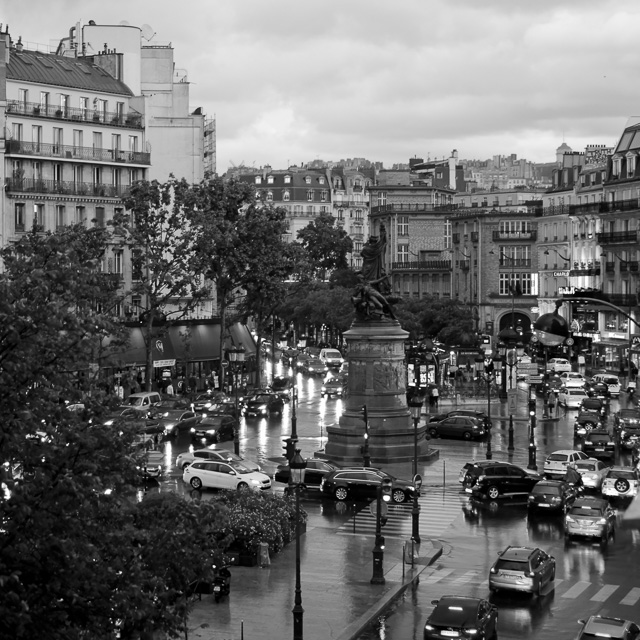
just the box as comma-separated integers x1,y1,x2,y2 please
360,224,390,294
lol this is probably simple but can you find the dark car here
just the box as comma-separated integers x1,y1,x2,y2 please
104,408,163,436
614,408,640,449
270,376,293,401
148,398,191,417
580,396,607,417
320,467,416,503
303,358,329,377
423,596,498,640
191,392,229,413
245,393,284,417
321,377,346,398
574,410,602,438
464,460,543,500
274,459,341,489
155,409,200,438
527,479,578,515
428,409,488,424
190,415,235,442
581,429,616,460
205,401,242,420
428,416,486,440
586,380,610,400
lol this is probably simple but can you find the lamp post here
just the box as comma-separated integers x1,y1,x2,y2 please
371,476,392,585
475,357,493,459
228,344,245,456
408,395,424,545
528,410,537,470
361,405,371,467
289,449,307,640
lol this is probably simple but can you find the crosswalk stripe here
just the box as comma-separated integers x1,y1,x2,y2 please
450,570,481,585
591,584,620,601
422,568,456,584
560,581,591,599
620,587,640,606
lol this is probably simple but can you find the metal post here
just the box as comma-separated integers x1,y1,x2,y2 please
233,368,240,456
293,479,304,640
291,384,298,445
362,405,371,467
507,414,514,453
412,414,421,544
485,373,492,460
370,485,385,585
527,411,537,470
542,345,550,419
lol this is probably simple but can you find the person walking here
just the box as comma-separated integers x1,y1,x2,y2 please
547,389,557,416
431,385,440,410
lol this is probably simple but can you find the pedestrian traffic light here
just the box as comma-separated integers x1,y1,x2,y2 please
361,404,368,426
283,437,294,461
381,477,392,502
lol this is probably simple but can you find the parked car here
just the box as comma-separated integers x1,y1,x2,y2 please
614,408,640,449
527,479,578,515
601,466,640,500
573,458,610,491
428,416,486,440
581,429,616,460
423,596,498,640
544,449,589,478
559,372,587,388
564,496,616,541
575,616,640,640
190,415,236,442
176,447,262,472
270,376,293,401
488,545,556,595
546,357,571,373
558,387,589,409
303,358,329,376
183,460,272,492
591,373,622,398
245,393,284,417
574,411,603,438
463,460,542,500
274,459,341,489
321,377,346,398
154,410,200,438
429,409,488,424
320,467,417,503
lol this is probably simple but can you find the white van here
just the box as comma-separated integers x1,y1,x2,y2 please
319,348,344,369
124,391,163,414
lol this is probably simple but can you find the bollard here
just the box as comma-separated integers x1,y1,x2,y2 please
508,414,514,453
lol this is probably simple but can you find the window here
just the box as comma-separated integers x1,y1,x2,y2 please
19,88,28,106
75,205,85,224
32,125,43,150
294,205,303,215
266,191,273,201
128,135,139,154
627,154,636,177
40,92,50,111
114,249,124,276
94,207,105,227
320,190,328,202
255,176,262,184
129,168,140,184
116,102,124,120
33,203,44,227
93,166,102,187
267,175,274,184
60,94,70,115
307,190,314,201
444,220,452,249
32,161,42,181
73,165,84,186
397,245,409,263
99,99,108,119
305,176,312,184
80,97,89,118
612,157,622,177
398,216,409,236
320,205,328,214
284,175,291,184
93,132,102,156
12,123,23,141
283,190,290,201
113,168,121,189
112,133,121,154
53,127,63,153
56,205,65,228
337,209,344,220
377,192,387,206
15,203,26,231
53,163,63,184
132,251,143,281
355,209,363,220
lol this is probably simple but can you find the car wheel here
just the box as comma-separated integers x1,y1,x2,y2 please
392,489,406,503
463,431,472,440
237,482,249,491
487,485,500,500
334,486,348,501
550,566,556,581
190,477,203,490
428,427,438,438
615,478,630,493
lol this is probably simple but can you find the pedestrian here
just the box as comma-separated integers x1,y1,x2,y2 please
547,390,557,415
431,385,440,409
166,381,174,396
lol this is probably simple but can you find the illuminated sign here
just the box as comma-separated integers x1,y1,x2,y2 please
554,271,570,277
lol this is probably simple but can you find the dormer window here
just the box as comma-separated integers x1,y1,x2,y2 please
612,157,622,178
283,190,290,201
320,190,327,202
255,176,262,184
319,177,325,185
256,191,262,199
267,175,274,184
626,153,636,177
284,175,291,184
305,176,312,184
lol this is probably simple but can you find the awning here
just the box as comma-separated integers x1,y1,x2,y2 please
168,324,221,362
102,327,176,367
227,322,257,355
594,339,629,348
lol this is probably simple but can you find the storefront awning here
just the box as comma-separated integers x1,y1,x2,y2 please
227,322,256,355
102,327,176,367
168,324,221,362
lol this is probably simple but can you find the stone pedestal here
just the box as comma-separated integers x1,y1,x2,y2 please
322,319,435,464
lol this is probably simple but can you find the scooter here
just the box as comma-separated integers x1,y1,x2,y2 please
213,568,231,603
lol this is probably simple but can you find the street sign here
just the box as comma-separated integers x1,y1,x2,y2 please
566,338,574,346
221,360,229,368
507,389,518,413
527,375,543,383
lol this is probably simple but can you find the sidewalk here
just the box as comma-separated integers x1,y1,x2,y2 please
187,517,442,640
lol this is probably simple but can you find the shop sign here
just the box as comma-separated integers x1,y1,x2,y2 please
603,332,627,340
554,271,570,277
153,359,176,367
558,286,575,295
630,336,640,353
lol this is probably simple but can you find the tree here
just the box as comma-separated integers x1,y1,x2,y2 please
296,212,353,278
118,178,209,390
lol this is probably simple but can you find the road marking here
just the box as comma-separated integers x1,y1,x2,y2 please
591,584,619,601
422,568,455,584
561,581,591,599
620,587,640,606
450,570,480,585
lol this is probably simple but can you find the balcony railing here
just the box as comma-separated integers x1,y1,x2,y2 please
608,294,638,307
333,200,368,208
6,100,143,129
499,258,531,268
5,177,130,198
492,230,537,241
370,203,436,214
6,140,150,165
570,267,601,276
391,260,452,271
597,230,638,244
569,198,640,216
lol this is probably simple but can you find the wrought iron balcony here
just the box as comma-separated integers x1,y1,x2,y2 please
608,293,638,307
6,99,143,129
492,230,537,241
5,140,150,165
569,198,640,216
498,258,531,268
5,177,130,198
596,230,639,244
391,260,452,271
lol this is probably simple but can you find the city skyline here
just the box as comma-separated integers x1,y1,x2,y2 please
3,0,639,175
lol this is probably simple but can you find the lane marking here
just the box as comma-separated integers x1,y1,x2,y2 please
561,581,591,599
620,587,640,606
591,584,619,602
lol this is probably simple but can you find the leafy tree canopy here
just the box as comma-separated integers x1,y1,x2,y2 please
295,212,353,276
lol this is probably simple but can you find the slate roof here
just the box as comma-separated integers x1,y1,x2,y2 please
7,49,134,96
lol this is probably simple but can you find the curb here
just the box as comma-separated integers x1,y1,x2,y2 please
336,542,443,640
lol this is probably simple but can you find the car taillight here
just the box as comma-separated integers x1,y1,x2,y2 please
478,475,486,482
565,516,575,523
597,518,607,524
524,570,533,577
490,566,497,574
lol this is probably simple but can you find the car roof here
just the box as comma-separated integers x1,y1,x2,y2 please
573,496,609,508
549,449,582,456
535,479,565,487
499,546,536,561
583,616,633,636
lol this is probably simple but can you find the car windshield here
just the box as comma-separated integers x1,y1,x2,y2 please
252,395,271,403
569,390,585,396
532,484,561,495
603,378,619,385
272,379,290,389
547,454,569,462
430,601,478,626
575,462,598,471
324,350,342,358
230,463,252,474
588,435,611,443
126,397,143,407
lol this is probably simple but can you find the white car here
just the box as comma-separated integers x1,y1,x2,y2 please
544,449,589,478
546,358,571,373
590,374,622,398
573,458,609,491
183,459,271,492
176,447,262,472
559,372,587,389
601,466,640,499
558,387,589,409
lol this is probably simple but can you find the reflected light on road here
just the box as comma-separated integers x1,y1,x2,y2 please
562,544,605,580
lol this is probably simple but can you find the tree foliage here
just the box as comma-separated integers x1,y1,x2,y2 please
295,212,353,277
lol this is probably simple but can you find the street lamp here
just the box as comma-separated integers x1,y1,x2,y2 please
289,449,307,640
475,357,494,459
544,248,571,264
408,394,424,545
371,476,392,585
228,344,245,456
528,410,537,470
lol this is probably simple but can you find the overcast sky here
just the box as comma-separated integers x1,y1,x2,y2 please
5,1,640,173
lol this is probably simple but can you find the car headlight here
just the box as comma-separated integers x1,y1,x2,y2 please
258,404,267,411
250,478,261,485
190,427,196,433
321,387,327,393
105,419,114,426
206,429,217,435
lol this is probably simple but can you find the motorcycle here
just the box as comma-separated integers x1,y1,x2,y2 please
213,567,231,603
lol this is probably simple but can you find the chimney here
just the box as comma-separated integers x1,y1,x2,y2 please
448,150,458,190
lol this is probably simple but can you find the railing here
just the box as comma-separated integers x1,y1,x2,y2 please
498,258,531,268
391,260,452,271
6,99,143,129
492,230,538,241
370,203,436,213
569,198,640,216
597,230,638,244
570,267,601,276
5,140,150,165
333,200,368,208
5,177,130,198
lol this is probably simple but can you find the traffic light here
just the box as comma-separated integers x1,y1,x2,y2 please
282,437,295,461
381,477,392,502
361,405,368,426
